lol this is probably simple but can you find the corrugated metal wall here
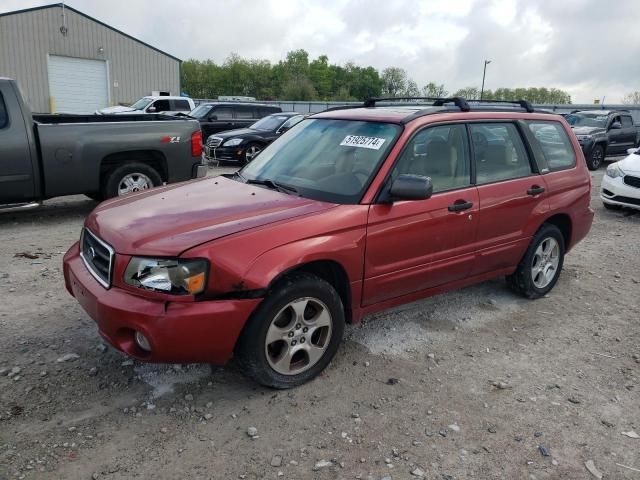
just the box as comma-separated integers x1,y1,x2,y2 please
0,5,180,113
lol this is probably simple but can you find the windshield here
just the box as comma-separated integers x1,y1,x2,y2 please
240,119,402,204
251,114,291,131
189,104,212,119
565,113,607,128
130,97,154,110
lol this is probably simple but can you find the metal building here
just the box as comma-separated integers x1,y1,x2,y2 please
0,3,181,114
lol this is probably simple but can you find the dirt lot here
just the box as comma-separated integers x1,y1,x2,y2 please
1,168,639,480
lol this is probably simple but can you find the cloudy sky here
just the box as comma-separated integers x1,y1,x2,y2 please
2,0,639,103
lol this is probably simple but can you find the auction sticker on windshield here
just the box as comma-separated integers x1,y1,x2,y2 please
340,135,386,150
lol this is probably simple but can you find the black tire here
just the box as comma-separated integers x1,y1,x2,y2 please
603,202,621,210
587,144,604,170
102,162,163,199
243,143,262,164
506,223,565,299
235,272,345,389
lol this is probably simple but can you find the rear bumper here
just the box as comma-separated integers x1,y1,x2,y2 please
601,174,640,209
63,242,261,364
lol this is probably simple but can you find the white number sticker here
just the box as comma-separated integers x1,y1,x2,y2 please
340,135,386,150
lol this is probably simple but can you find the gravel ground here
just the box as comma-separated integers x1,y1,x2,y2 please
0,168,639,480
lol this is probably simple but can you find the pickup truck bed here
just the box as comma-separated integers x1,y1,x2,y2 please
0,78,206,206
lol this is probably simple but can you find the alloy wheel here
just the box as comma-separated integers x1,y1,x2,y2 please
245,145,261,162
531,237,560,289
117,173,153,196
265,297,333,375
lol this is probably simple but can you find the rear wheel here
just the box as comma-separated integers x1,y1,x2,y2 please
506,223,565,299
587,144,604,170
235,272,345,388
102,163,162,199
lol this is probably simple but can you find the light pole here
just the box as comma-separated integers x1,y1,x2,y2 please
480,59,491,100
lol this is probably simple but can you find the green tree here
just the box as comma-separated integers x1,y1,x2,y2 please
403,79,420,97
421,82,448,98
454,86,481,99
381,67,407,96
281,77,317,101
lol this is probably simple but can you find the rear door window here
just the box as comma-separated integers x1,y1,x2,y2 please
470,123,532,184
235,105,256,119
0,93,8,129
171,99,191,111
526,121,576,171
211,107,233,119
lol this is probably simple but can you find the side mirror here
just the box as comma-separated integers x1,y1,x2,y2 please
147,106,156,113
389,174,433,201
277,126,290,135
208,114,218,121
610,122,622,130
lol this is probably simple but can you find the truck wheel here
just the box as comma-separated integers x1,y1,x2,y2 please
506,223,565,299
235,272,345,389
102,163,162,199
243,143,262,164
587,145,604,170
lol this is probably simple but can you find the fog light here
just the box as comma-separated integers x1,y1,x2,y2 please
135,331,151,351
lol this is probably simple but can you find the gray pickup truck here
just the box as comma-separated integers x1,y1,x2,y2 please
0,78,207,208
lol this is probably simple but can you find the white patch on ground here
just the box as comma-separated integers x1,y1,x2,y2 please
134,364,212,399
347,280,525,358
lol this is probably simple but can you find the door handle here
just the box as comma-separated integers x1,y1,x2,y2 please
448,200,474,212
527,186,545,196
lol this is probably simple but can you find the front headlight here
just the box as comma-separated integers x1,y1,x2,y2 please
606,162,624,179
576,135,592,141
223,138,243,147
124,257,208,295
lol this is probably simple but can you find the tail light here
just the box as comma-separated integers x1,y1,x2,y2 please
191,130,203,157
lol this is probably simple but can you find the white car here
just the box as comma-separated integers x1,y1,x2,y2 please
96,96,195,115
601,147,640,210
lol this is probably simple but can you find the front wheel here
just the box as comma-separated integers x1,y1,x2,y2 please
235,272,345,388
587,144,604,170
243,143,262,164
506,223,565,299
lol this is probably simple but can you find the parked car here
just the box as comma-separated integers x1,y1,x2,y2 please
63,97,593,388
601,147,640,210
204,112,305,164
188,102,282,140
0,78,205,207
96,96,195,115
565,110,640,170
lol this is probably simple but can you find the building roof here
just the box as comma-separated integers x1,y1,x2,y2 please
0,3,181,62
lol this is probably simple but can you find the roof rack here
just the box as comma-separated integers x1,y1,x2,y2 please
465,99,534,113
364,96,470,112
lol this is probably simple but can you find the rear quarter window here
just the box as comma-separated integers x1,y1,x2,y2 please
526,121,576,171
0,93,8,129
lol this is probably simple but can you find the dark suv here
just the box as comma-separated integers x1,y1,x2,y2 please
188,102,282,140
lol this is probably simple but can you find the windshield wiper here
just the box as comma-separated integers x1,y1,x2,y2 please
246,178,298,195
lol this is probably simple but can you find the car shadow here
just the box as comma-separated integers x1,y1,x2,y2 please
0,196,97,226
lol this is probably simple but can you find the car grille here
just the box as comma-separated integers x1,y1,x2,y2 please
80,228,114,288
206,137,223,148
623,175,640,188
609,195,640,206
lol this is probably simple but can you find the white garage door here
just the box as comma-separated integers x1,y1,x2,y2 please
48,55,109,114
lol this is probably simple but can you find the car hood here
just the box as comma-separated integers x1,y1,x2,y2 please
97,105,140,114
619,151,640,174
571,126,605,135
207,128,258,142
85,176,336,256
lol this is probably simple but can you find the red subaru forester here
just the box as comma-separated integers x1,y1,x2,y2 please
63,97,594,388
